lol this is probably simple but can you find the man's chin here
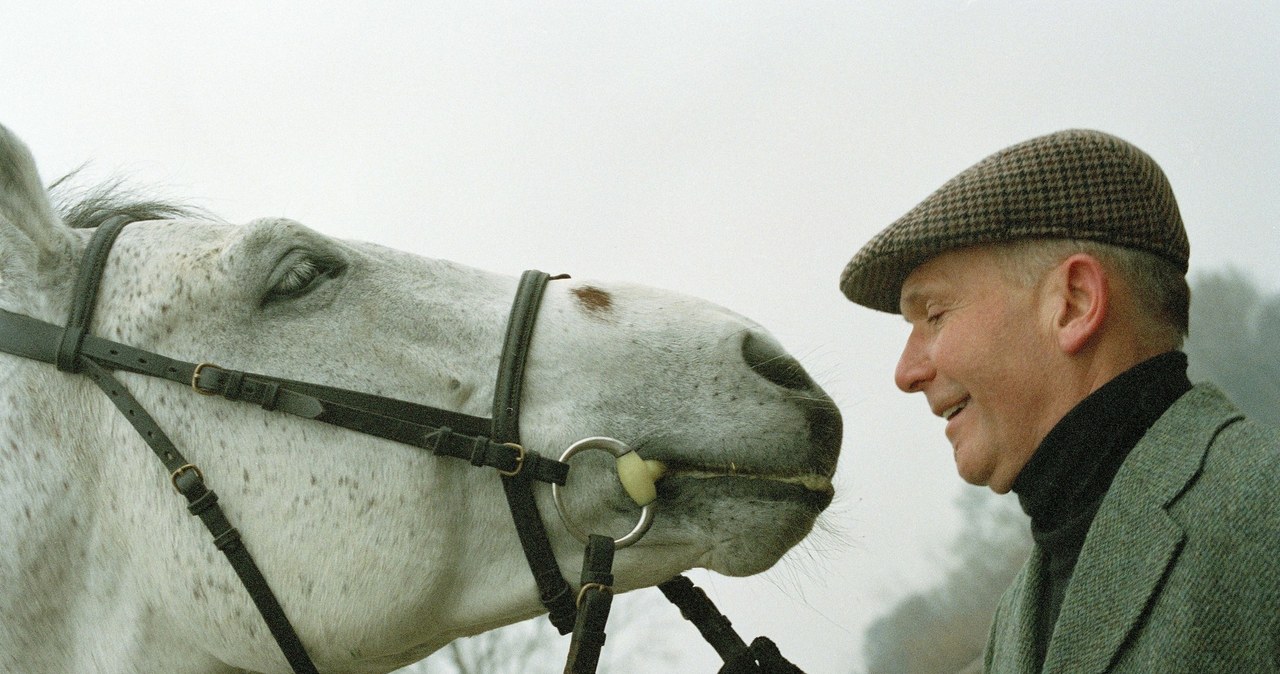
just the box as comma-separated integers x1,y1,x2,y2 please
952,447,1001,491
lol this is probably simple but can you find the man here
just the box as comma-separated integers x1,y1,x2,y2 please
841,129,1280,672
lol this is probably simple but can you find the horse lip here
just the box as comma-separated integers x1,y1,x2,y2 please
654,469,836,512
654,460,834,494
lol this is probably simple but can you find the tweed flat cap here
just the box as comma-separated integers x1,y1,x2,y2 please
840,129,1189,313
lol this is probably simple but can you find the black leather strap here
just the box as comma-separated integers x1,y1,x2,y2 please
56,215,130,372
657,576,806,673
196,365,568,485
80,359,319,674
658,576,752,664
0,310,569,486
492,270,548,442
565,534,616,673
741,638,804,674
52,221,317,673
491,270,578,634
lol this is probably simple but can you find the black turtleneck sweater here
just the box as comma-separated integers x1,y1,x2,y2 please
1011,351,1191,668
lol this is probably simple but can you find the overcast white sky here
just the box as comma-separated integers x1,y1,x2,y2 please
4,2,1277,672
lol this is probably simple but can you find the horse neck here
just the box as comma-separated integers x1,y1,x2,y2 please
0,365,231,673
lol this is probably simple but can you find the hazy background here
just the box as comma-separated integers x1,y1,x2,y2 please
4,2,1276,672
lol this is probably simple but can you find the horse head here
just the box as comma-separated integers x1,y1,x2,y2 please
0,123,841,673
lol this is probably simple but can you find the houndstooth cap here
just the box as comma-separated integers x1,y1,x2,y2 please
840,129,1189,313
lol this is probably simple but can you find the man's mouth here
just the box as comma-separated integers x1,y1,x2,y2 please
941,398,969,421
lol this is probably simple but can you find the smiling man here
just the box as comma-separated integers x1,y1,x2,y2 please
841,130,1280,672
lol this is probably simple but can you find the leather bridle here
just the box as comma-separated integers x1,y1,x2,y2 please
0,216,804,673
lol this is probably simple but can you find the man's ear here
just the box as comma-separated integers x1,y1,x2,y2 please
1049,253,1109,355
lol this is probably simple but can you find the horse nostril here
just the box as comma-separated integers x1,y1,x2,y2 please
741,331,816,392
740,331,843,474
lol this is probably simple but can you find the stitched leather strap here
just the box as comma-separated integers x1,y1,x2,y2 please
741,637,804,674
196,366,569,485
56,215,130,372
565,535,616,673
492,270,578,634
658,576,752,664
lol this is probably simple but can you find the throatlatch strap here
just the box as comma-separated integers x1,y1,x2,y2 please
80,352,318,674
492,270,577,634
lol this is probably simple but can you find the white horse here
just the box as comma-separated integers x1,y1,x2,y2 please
0,124,841,674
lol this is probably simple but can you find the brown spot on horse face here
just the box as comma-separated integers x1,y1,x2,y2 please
572,285,614,316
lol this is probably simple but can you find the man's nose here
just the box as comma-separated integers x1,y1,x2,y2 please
894,329,934,393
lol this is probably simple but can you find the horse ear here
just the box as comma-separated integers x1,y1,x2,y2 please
0,124,76,291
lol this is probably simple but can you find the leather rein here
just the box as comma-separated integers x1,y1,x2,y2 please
0,216,803,673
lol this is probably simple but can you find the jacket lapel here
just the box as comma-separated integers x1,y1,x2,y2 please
1041,385,1233,673
988,550,1047,673
1042,486,1183,673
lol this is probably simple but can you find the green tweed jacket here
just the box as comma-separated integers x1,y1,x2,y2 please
984,384,1280,673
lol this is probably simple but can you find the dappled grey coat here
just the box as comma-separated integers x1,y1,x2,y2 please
984,384,1280,673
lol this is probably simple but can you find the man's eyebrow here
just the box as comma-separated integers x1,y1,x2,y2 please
899,287,929,319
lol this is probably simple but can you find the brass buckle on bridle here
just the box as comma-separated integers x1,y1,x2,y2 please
191,362,222,395
497,442,526,477
170,463,204,493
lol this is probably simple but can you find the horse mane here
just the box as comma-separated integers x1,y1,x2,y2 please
48,174,212,230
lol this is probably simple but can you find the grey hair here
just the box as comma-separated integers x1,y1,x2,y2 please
987,238,1190,346
48,174,209,230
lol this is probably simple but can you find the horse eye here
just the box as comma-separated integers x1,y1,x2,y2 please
265,251,345,303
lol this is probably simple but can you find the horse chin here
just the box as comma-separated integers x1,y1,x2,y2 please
655,474,832,577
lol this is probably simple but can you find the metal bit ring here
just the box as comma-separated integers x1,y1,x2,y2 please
551,436,655,550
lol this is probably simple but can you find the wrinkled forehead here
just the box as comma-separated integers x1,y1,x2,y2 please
897,246,1009,317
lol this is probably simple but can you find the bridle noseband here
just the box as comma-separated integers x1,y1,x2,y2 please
0,217,803,673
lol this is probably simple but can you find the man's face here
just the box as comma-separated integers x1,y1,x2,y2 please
895,246,1072,493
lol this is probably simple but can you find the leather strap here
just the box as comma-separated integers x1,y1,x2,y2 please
56,215,129,372
81,361,320,674
658,576,751,664
197,366,568,485
565,535,616,673
657,576,805,673
0,310,569,486
492,270,578,634
740,638,804,674
492,269,548,442
56,220,317,673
